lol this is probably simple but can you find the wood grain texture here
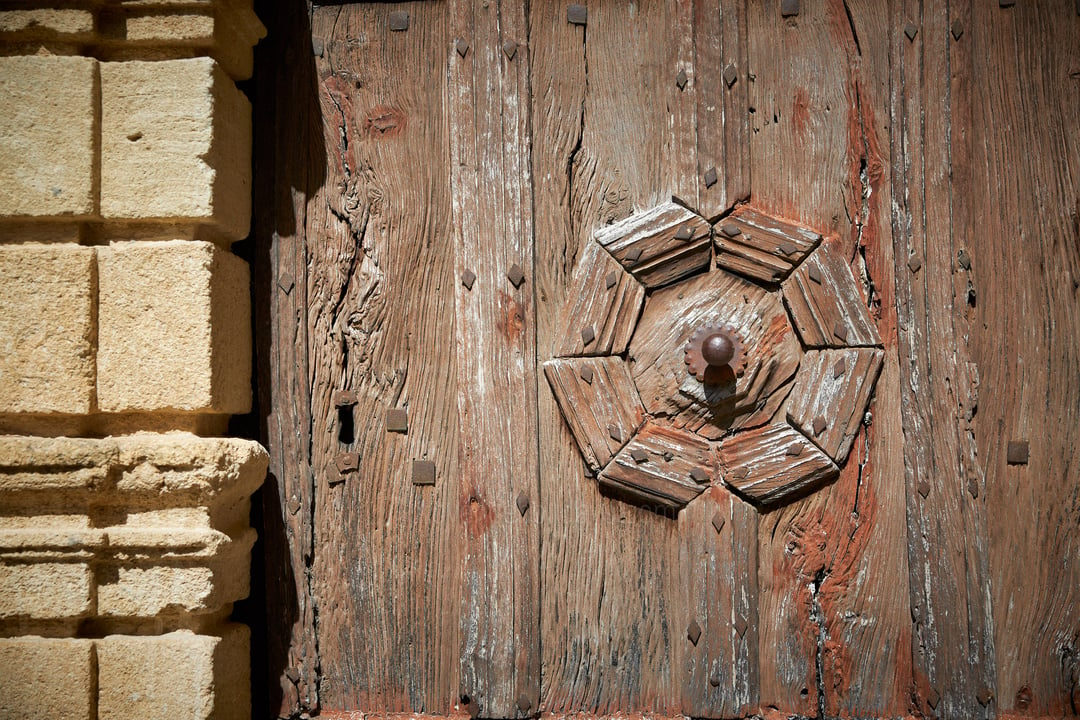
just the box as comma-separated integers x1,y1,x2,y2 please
551,242,645,358
786,348,884,464
750,1,913,716
719,422,838,507
630,268,801,440
447,0,540,713
782,242,882,348
969,1,1080,715
715,205,822,284
306,3,463,713
544,357,646,475
597,420,713,511
593,200,711,289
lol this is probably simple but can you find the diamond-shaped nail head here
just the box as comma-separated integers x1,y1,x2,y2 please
711,512,725,533
507,263,525,287
687,619,702,645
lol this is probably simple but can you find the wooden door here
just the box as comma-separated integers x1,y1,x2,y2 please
253,1,1080,718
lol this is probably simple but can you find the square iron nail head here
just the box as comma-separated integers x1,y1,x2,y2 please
516,492,530,515
507,263,526,287
461,268,476,290
904,22,918,41
807,264,823,284
1007,440,1029,465
676,69,688,90
721,223,741,238
412,460,436,486
387,408,408,433
567,4,587,25
581,325,596,346
687,620,702,646
503,40,518,59
711,512,725,533
630,448,649,464
703,167,718,188
723,63,738,88
605,270,618,289
579,365,594,384
333,389,357,407
781,0,800,16
389,11,409,31
456,38,470,57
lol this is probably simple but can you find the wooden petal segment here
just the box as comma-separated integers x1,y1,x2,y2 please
552,242,645,357
543,357,646,473
782,243,881,347
715,206,822,284
786,348,884,464
593,200,711,288
719,423,838,507
598,420,714,512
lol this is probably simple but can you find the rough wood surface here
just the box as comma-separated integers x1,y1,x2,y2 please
593,200,711,289
719,422,838,507
715,205,822,284
544,357,645,475
782,242,882,348
552,242,645,358
630,268,802,439
786,348,884,464
597,420,713,511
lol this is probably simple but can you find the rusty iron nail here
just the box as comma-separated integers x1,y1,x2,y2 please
917,479,931,498
703,167,718,188
1007,440,1029,465
977,687,994,707
630,448,649,464
412,460,436,486
676,69,688,90
567,4,588,25
781,0,800,16
333,389,357,407
709,673,721,687
999,0,1015,6
958,249,971,270
608,424,622,443
833,358,846,378
579,365,594,384
386,407,408,433
720,223,741,238
503,40,518,59
778,241,798,256
833,321,849,342
675,224,693,241
663,451,674,461
951,19,964,40
807,264,823,284
285,667,300,683
581,325,596,346
388,11,409,31
456,39,470,57
786,443,803,457
968,477,979,499
624,246,642,262
605,270,618,289
711,512,725,533
516,492,530,516
278,271,295,294
507,263,526,287
462,268,477,290
687,619,702,646
927,686,941,710
287,498,301,515
328,470,346,486
904,22,918,41
812,416,827,436
516,696,531,713
908,255,923,273
690,466,710,483
723,63,738,88
734,615,748,637
311,38,324,57
336,452,359,474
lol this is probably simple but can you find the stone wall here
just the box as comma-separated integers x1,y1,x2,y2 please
0,2,266,718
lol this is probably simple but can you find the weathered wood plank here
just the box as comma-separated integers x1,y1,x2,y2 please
630,268,801,439
598,420,713,512
750,1,913,715
594,200,711,289
551,242,645,358
544,357,646,475
447,0,540,713
306,3,463,712
720,422,838,507
970,1,1080,715
715,206,822,284
782,241,882,348
786,347,884,464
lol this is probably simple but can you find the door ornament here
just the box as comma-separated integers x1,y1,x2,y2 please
545,200,884,514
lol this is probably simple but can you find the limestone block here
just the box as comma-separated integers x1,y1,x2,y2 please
0,562,92,620
97,626,250,720
0,56,97,218
0,637,94,720
96,241,251,413
0,9,95,39
100,58,252,240
0,244,96,415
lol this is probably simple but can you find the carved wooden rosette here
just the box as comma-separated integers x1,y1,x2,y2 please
545,200,883,514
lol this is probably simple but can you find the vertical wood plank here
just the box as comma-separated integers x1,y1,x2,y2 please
306,3,463,712
447,0,540,714
253,0,320,714
971,1,1080,715
749,0,912,715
